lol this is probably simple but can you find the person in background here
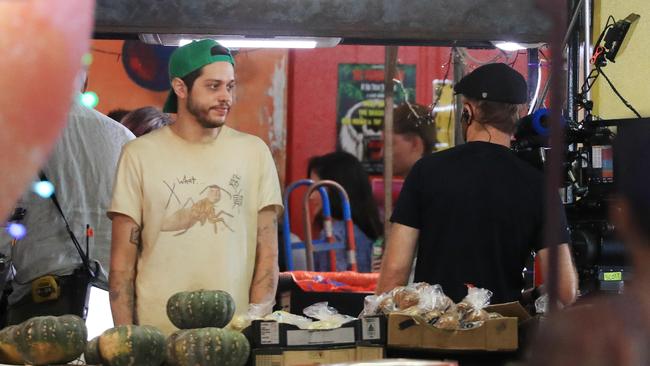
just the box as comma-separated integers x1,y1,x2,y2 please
377,63,578,304
1,77,134,325
379,103,438,272
528,124,650,366
120,106,172,137
391,103,438,177
107,108,131,123
108,40,282,335
307,151,383,272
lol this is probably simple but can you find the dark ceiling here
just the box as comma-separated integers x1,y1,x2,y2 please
94,0,554,47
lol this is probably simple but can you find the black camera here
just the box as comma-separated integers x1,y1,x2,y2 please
512,111,643,296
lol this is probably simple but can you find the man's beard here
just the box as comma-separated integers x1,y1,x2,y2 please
186,94,227,129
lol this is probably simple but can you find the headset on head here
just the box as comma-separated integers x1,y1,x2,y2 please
461,107,471,126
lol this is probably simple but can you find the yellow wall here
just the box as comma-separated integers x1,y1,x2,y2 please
593,0,650,118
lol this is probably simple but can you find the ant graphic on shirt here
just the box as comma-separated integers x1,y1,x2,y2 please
161,184,234,236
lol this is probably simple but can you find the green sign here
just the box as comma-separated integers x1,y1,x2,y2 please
337,63,416,174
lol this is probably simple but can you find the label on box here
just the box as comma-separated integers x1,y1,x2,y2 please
260,321,280,345
361,317,381,340
286,327,355,346
254,354,283,366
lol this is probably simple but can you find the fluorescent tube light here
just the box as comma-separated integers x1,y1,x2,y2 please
493,42,527,51
140,34,340,49
180,38,321,49
492,41,546,51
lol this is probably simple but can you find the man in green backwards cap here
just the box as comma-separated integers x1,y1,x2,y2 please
108,40,283,334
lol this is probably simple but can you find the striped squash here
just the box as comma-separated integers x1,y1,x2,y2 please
98,325,166,366
84,336,102,365
166,290,235,329
165,327,250,366
0,325,23,365
14,315,87,365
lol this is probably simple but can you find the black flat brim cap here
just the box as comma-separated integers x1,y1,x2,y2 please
453,63,528,104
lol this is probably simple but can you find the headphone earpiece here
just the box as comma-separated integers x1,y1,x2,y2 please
462,108,471,126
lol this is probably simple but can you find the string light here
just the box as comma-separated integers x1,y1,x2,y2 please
32,181,55,198
81,91,99,109
6,223,27,240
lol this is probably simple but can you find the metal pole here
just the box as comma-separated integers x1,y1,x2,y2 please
535,0,567,313
453,48,465,146
534,0,585,112
528,48,540,104
568,0,581,123
383,46,398,241
583,0,592,100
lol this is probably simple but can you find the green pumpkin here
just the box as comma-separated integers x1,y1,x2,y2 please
84,336,102,365
166,327,250,366
163,329,188,366
166,290,235,329
99,325,165,366
0,325,23,365
15,315,87,365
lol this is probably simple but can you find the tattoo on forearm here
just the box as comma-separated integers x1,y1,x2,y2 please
129,226,141,246
253,268,277,292
125,281,135,311
257,217,278,237
109,274,137,323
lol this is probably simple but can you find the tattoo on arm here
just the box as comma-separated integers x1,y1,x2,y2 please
109,272,137,324
257,216,278,237
129,226,141,246
252,268,276,292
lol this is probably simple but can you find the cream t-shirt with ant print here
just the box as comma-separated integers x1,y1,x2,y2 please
109,125,282,334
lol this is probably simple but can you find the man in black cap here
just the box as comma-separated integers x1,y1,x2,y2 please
377,63,578,305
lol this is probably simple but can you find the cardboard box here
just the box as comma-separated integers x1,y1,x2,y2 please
357,315,388,345
252,345,384,366
387,302,529,352
247,320,360,348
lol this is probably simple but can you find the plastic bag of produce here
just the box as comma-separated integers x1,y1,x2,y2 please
303,302,356,329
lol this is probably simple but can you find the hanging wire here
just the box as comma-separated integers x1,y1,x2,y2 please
91,48,122,62
392,78,421,121
597,66,642,118
431,48,454,114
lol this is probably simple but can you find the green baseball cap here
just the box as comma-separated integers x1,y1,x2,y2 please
163,39,235,113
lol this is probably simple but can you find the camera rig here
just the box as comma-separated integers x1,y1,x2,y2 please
512,11,642,297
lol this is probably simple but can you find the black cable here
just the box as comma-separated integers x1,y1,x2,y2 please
597,66,642,118
431,48,453,113
509,51,523,67
581,68,600,94
91,48,122,62
447,100,454,145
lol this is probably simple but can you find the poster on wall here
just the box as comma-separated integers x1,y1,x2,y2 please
337,63,416,174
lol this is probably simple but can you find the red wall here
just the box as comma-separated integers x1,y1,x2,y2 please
285,45,451,238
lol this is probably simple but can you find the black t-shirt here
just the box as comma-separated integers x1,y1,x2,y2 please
391,141,569,303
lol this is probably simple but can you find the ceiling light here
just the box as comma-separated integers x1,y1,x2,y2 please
180,38,321,49
492,41,546,51
493,42,527,51
141,34,340,49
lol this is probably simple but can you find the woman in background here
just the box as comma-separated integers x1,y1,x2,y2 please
120,106,171,137
307,152,383,272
